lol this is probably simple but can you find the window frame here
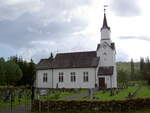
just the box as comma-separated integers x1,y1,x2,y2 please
43,73,48,83
83,72,89,82
70,72,76,82
59,72,64,83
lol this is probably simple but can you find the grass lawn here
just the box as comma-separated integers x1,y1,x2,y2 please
28,109,150,113
93,87,138,100
0,89,31,108
92,86,150,100
136,86,150,98
0,98,30,109
38,89,87,100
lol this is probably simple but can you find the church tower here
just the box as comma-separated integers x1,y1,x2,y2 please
96,11,117,89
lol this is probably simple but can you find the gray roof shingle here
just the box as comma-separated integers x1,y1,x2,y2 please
98,66,114,75
37,51,99,70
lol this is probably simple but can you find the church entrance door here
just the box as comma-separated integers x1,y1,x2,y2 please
99,78,106,90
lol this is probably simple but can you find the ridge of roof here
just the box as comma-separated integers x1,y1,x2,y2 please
57,51,96,55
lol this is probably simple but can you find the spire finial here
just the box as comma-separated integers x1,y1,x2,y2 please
104,5,108,14
101,4,110,30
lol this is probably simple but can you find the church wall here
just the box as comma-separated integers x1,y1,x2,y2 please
96,39,117,88
97,45,114,66
36,70,53,88
53,68,96,88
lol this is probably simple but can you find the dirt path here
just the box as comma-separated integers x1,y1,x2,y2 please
0,104,31,113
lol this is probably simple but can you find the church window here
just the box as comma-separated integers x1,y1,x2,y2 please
70,72,76,82
43,73,48,83
83,72,88,82
59,72,64,82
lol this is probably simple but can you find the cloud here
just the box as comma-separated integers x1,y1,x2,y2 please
0,44,17,59
115,36,150,61
118,36,150,41
116,48,129,61
0,0,89,48
0,13,87,48
0,0,92,61
0,0,43,21
111,0,141,17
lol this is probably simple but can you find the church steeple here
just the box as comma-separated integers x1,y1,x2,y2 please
101,12,110,31
100,8,111,40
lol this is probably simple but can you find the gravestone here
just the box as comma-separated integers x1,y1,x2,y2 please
39,89,48,96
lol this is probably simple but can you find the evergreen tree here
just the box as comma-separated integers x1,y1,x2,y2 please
28,59,36,87
130,58,135,80
0,57,5,85
4,61,22,85
49,52,54,59
140,57,145,79
117,69,128,87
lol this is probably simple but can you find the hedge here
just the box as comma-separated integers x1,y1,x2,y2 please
32,98,150,112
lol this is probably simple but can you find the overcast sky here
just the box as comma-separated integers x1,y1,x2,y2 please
0,0,150,62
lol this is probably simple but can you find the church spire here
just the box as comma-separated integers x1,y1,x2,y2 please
101,6,110,30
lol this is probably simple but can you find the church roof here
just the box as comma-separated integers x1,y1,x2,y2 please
36,51,99,70
98,66,114,75
36,58,54,70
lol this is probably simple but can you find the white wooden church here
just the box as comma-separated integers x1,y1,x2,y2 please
35,12,117,89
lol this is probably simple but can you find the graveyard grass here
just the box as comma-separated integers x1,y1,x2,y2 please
93,86,150,100
38,89,87,100
0,87,31,108
93,86,137,100
0,96,30,108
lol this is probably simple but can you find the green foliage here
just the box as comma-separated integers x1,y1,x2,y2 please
49,52,54,59
7,56,36,86
0,57,5,85
117,69,128,86
139,57,150,84
117,61,144,82
4,61,22,85
0,89,31,108
130,58,135,80
0,56,36,86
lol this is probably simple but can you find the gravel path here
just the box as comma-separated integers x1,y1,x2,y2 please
0,104,31,113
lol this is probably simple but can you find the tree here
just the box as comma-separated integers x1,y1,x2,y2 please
140,57,146,80
28,59,36,87
145,57,150,85
0,57,5,85
49,52,54,59
4,61,22,85
117,69,128,87
130,58,135,80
